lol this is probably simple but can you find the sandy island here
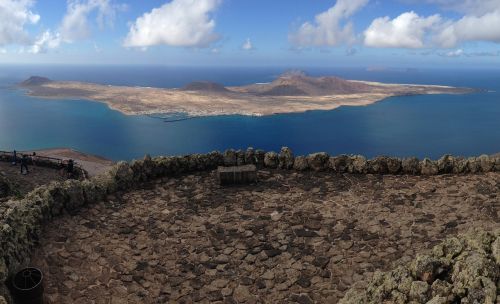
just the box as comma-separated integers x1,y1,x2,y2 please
20,72,476,117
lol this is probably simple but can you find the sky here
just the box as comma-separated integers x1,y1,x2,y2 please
0,0,499,68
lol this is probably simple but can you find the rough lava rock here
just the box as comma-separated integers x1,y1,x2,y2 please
293,156,309,171
340,229,500,304
264,152,279,169
421,158,439,176
350,155,368,174
437,155,455,174
307,153,329,171
223,149,237,167
278,147,295,169
245,147,256,165
402,157,421,175
329,155,352,173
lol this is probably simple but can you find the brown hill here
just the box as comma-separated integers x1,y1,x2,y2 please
181,81,230,93
21,76,52,86
242,71,375,96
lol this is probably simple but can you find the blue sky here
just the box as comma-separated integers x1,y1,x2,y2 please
0,0,499,68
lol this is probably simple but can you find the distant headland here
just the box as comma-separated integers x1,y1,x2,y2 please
20,72,476,117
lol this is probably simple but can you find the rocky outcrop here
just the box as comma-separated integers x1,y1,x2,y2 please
340,230,500,304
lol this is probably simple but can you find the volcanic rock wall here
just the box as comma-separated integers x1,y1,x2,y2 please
340,229,500,304
0,148,499,302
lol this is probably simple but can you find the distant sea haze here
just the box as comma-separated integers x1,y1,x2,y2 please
0,65,499,161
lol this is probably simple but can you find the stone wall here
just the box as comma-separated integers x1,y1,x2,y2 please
339,229,500,304
0,148,499,302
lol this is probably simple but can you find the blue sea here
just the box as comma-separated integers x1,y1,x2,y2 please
0,65,499,161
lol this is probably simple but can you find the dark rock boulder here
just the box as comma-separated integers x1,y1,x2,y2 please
307,153,329,171
437,155,455,174
402,157,421,175
223,149,237,166
255,150,266,168
264,152,279,169
421,158,439,175
329,155,351,173
236,149,246,166
478,155,494,172
245,147,256,165
368,156,390,174
350,155,368,174
387,157,402,174
293,156,309,171
278,147,295,169
453,157,469,174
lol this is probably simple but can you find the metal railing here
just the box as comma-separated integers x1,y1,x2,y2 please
0,150,87,179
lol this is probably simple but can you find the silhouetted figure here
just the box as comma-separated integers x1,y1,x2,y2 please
11,150,17,165
20,154,29,175
67,159,74,178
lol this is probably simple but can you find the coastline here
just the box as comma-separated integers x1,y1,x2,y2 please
21,77,476,117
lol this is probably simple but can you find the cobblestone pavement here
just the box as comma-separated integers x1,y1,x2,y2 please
31,171,500,303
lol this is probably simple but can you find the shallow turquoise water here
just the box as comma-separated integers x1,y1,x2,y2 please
0,66,499,160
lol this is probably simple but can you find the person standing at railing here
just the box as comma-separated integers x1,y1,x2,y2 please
20,154,29,175
67,159,74,178
11,150,17,165
31,152,37,167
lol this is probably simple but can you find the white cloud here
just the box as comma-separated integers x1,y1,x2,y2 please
29,30,61,54
436,10,500,47
436,49,500,57
367,1,500,48
60,0,122,42
0,0,40,46
289,0,368,47
124,0,221,48
364,12,441,48
242,38,253,50
417,0,500,15
442,48,464,57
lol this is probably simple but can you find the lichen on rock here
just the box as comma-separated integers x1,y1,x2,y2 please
307,152,329,171
278,147,294,169
264,152,279,169
340,229,500,304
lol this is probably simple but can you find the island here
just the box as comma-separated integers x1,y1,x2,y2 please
20,72,475,117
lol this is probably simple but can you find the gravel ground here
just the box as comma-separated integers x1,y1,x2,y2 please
0,161,65,197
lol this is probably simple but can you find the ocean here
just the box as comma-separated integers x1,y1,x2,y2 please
0,65,499,161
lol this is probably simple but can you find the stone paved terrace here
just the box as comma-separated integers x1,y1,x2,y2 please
31,170,499,303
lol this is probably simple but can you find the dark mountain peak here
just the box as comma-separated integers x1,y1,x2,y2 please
21,76,52,86
278,70,308,79
251,73,375,96
181,81,229,93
